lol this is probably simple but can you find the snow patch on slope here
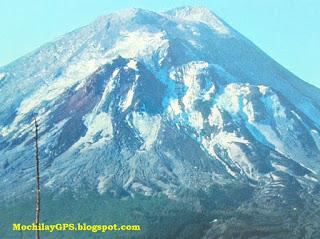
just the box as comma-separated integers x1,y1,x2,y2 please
311,129,320,151
120,65,139,111
80,112,113,149
216,83,250,114
127,59,138,70
165,7,230,35
249,123,286,154
167,99,182,116
106,30,169,66
201,132,251,177
0,72,6,81
97,176,109,194
166,61,215,131
121,86,135,111
208,106,223,128
132,111,161,150
180,62,209,109
95,72,117,111
189,111,204,130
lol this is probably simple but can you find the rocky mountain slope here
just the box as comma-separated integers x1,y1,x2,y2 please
1,6,320,238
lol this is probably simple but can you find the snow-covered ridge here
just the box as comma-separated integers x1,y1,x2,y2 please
164,6,230,35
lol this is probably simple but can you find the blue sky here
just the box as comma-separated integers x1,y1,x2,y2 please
0,0,319,88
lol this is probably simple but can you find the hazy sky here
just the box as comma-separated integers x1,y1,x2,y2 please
0,0,319,88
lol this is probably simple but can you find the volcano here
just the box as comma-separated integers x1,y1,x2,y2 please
1,7,320,239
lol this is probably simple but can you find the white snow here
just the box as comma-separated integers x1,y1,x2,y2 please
132,111,161,150
270,172,282,181
201,132,253,177
97,176,109,194
120,70,139,111
291,110,303,122
208,106,223,128
188,111,204,130
2,57,109,137
252,123,286,154
112,68,120,78
167,99,182,116
95,77,116,110
0,72,6,81
243,101,255,123
271,163,288,173
203,84,216,101
214,132,250,145
165,7,230,35
106,30,169,66
216,84,243,114
80,112,113,149
166,61,215,131
120,86,135,111
304,174,319,182
179,61,210,110
258,85,269,95
130,182,154,196
201,137,238,177
127,59,138,70
311,129,320,151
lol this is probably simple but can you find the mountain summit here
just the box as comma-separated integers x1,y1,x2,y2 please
1,7,320,238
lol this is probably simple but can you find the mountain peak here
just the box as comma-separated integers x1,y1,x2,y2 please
167,6,213,14
164,6,230,35
95,7,161,24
